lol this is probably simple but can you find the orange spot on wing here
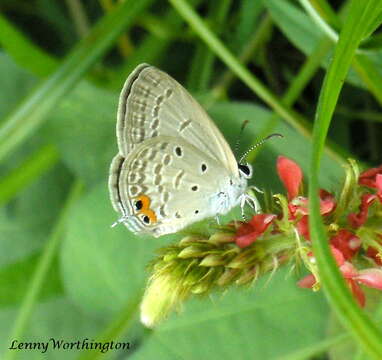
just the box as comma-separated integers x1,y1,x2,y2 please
141,209,157,224
136,195,151,210
134,194,157,224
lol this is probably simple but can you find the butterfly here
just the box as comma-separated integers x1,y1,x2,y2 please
108,64,257,238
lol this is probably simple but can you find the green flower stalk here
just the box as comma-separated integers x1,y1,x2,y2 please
140,232,295,327
140,157,382,327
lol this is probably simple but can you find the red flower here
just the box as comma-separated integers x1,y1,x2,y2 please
366,234,382,266
235,214,276,248
367,246,382,266
296,215,310,240
290,193,336,217
359,166,382,202
340,262,382,307
359,165,382,188
330,229,361,260
276,156,336,241
277,156,302,200
348,193,376,228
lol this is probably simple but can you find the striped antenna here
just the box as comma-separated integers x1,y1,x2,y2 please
239,133,283,164
234,120,250,156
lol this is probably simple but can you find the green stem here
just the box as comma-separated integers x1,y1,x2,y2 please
211,14,273,101
247,37,333,162
65,0,91,38
0,144,58,205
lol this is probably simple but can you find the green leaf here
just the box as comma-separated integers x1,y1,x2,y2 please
47,82,117,185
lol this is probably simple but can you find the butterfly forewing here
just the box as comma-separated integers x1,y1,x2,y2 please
116,64,238,176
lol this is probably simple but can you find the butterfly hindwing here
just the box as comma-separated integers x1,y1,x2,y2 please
109,136,231,237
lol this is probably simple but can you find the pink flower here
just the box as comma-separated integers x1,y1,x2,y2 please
299,245,382,307
235,214,276,248
359,165,382,188
340,263,382,307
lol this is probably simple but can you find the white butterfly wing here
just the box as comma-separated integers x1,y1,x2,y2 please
109,136,234,237
116,64,238,176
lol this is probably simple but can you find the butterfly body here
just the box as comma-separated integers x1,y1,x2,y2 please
109,64,252,237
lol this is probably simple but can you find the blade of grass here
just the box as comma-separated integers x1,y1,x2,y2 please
187,0,232,92
299,0,382,107
107,0,202,90
99,0,134,58
0,14,58,77
247,37,333,163
4,181,83,360
65,0,91,38
0,144,59,205
308,0,382,358
299,0,338,42
211,14,274,101
309,0,341,30
168,0,346,167
0,0,154,163
300,0,382,51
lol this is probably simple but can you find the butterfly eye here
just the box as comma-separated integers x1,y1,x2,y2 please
238,163,252,178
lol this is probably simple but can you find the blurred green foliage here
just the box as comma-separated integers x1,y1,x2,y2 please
0,0,382,359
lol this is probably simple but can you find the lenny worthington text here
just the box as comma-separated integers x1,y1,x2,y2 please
9,338,130,354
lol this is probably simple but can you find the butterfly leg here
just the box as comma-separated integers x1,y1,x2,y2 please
245,186,262,214
240,195,247,221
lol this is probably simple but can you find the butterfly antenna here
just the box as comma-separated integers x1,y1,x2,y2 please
234,120,250,156
239,133,283,164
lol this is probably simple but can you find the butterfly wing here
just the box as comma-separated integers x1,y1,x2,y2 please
109,136,233,237
116,64,238,176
